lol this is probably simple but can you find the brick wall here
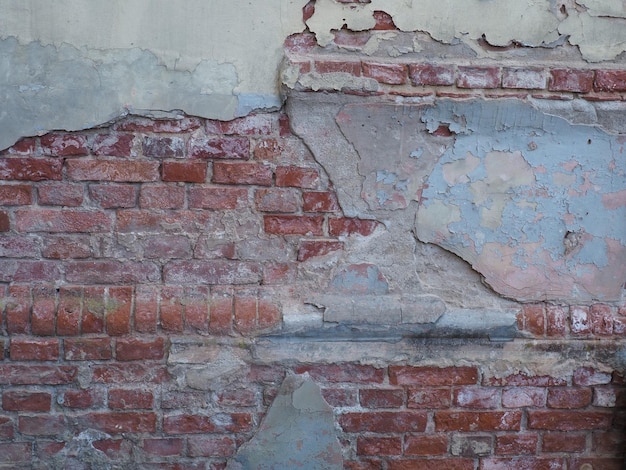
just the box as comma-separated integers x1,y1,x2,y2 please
1,3,626,469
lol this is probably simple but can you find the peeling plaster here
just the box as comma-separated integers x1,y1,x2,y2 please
0,0,307,149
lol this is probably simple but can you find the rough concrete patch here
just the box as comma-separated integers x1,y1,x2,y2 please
226,374,343,470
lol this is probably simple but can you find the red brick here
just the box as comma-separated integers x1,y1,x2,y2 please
457,66,500,89
359,389,404,408
329,217,379,236
218,114,277,136
109,388,154,410
254,138,283,160
139,184,185,209
0,365,76,385
501,387,546,408
481,457,566,470
64,338,112,361
435,411,522,432
373,10,396,30
502,68,547,90
546,305,568,337
189,186,248,209
0,211,8,232
404,434,448,456
0,157,63,181
590,303,614,335
78,412,157,434
303,191,340,212
184,286,210,333
212,161,273,186
10,260,63,282
407,388,451,409
65,260,161,284
31,285,56,336
542,431,587,452
209,287,233,335
254,188,300,212
188,436,236,457
35,440,65,459
409,64,455,86
454,387,500,409
15,209,112,233
263,262,297,285
135,285,158,334
41,133,89,156
257,297,281,330
275,166,319,189
0,236,40,258
0,442,32,463
143,438,185,457
88,184,137,208
547,387,592,409
339,411,427,433
42,235,92,259
264,215,324,235
527,410,612,430
549,69,594,93
294,364,384,384
162,160,207,183
573,366,612,386
164,260,261,285
38,182,84,206
315,60,361,75
388,459,473,470
217,388,258,407
2,390,51,412
594,69,626,92
190,136,249,159
93,133,134,157
91,364,169,384
357,436,401,456
234,290,257,335
592,430,626,454
19,414,66,435
390,366,479,386
59,389,103,409
116,337,165,362
106,286,132,336
332,30,371,48
142,136,186,158
284,32,317,53
82,286,106,334
163,413,252,434
495,433,538,455
0,137,36,155
298,240,343,261
322,388,357,407
520,304,545,336
10,338,59,361
362,62,407,85
158,285,184,332
0,416,14,440
67,158,159,182
484,372,566,387
0,184,32,205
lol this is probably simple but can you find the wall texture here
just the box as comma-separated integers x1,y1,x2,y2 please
1,0,625,469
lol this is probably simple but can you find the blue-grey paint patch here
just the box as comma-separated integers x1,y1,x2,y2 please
235,93,283,117
329,263,389,295
416,100,626,302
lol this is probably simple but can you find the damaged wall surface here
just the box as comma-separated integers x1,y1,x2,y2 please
1,0,626,468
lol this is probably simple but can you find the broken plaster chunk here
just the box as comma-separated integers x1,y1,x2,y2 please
226,374,343,470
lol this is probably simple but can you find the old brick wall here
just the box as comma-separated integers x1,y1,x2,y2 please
1,1,626,469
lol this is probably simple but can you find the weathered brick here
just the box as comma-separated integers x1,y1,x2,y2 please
164,260,261,285
589,303,614,335
501,387,546,408
275,166,320,189
15,209,112,233
357,436,401,456
217,388,258,407
117,116,202,133
190,136,250,159
78,412,157,434
106,286,133,336
11,260,62,282
254,188,300,213
108,388,154,410
457,67,500,89
31,285,56,336
0,442,32,463
569,458,624,470
142,136,186,158
547,387,592,409
82,286,106,334
527,410,612,430
502,67,547,89
0,211,9,232
212,161,272,186
593,386,626,407
234,289,257,335
0,236,41,258
158,285,184,334
162,160,207,183
0,137,36,155
573,366,612,386
66,159,159,182
332,30,371,48
495,433,538,455
163,413,253,434
322,388,358,407
407,388,451,409
0,157,63,181
59,389,104,409
143,438,184,456
409,64,455,86
209,287,233,335
2,390,51,412
66,261,161,284
218,114,277,136
143,235,193,259
41,133,89,156
592,430,626,454
116,337,165,362
481,458,566,470
38,182,84,206
89,184,137,208
19,414,66,435
93,133,134,157
362,62,407,85
189,187,248,210
329,217,379,236
315,60,361,75
10,338,59,361
340,411,427,433
390,366,479,386
549,69,594,93
0,416,14,440
302,191,340,212
546,305,568,337
404,434,449,456
116,209,212,233
264,215,324,235
542,431,587,452
435,411,522,432
387,459,473,470
0,184,32,205
0,365,76,385
594,69,626,92
91,363,169,384
257,296,281,330
135,285,159,334
484,372,566,387
453,387,500,409
284,32,317,54
358,389,403,409
188,436,236,458
298,240,343,261
520,304,545,336
294,364,384,384
373,10,397,30
139,184,185,209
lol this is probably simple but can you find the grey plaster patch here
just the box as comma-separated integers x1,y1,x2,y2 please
226,374,343,470
416,99,626,302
